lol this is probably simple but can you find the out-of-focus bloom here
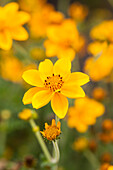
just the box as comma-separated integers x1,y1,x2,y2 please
92,87,107,101
102,119,113,131
101,153,112,163
0,51,37,83
19,0,46,13
0,54,24,83
29,3,64,38
44,19,84,61
24,155,36,168
40,119,61,141
18,109,32,120
84,44,113,81
68,96,105,132
108,166,113,170
73,137,88,151
68,2,88,22
0,2,30,50
88,139,97,152
90,20,113,42
0,110,11,120
22,58,89,118
100,163,109,170
88,41,108,56
30,47,46,60
98,132,111,143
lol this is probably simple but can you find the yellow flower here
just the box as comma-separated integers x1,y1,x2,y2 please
0,2,30,50
0,54,24,83
68,96,105,132
40,119,61,141
102,119,113,131
88,41,108,56
29,3,64,38
44,19,84,61
92,87,107,101
30,47,46,60
22,58,89,118
19,0,46,13
18,109,32,120
68,2,88,22
73,137,88,151
84,44,113,81
0,51,37,83
108,166,113,170
90,20,113,42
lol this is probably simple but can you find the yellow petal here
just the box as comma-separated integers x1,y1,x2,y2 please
44,40,58,57
61,84,85,98
22,69,43,87
53,58,71,80
4,2,19,12
51,93,68,119
76,124,88,133
32,90,53,109
10,26,29,41
16,11,31,25
65,72,90,86
0,30,12,50
57,47,76,61
39,59,53,81
23,87,44,105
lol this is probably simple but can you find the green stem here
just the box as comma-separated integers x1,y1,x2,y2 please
52,141,60,163
55,115,60,124
29,119,52,162
83,150,100,169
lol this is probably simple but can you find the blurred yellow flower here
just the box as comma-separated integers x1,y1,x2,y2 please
68,96,105,132
88,41,108,56
108,166,113,170
73,137,88,151
0,51,37,83
102,119,113,131
29,3,64,38
68,2,88,22
40,119,61,141
92,87,107,101
90,20,113,42
0,2,30,50
18,109,32,120
44,19,84,60
84,44,113,81
19,0,46,13
22,58,89,118
0,55,24,83
30,47,46,60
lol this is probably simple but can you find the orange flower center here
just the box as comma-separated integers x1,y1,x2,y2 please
43,126,61,141
44,74,64,92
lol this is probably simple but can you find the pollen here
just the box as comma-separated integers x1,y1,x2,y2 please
44,74,64,92
40,119,61,141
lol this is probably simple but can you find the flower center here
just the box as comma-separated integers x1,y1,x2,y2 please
43,126,61,141
44,74,64,92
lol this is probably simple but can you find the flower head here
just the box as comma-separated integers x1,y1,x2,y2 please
18,109,32,120
84,44,113,81
44,19,84,61
0,2,30,50
73,137,88,151
68,2,88,22
108,166,113,170
92,87,107,101
68,96,105,132
22,58,89,118
90,20,113,42
40,119,61,141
